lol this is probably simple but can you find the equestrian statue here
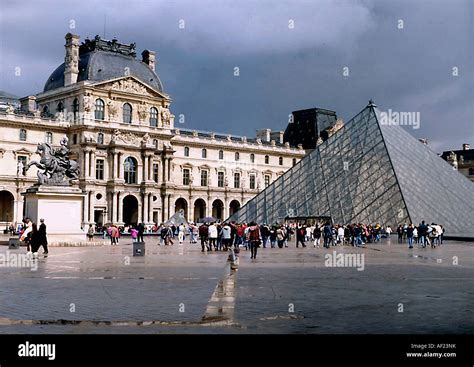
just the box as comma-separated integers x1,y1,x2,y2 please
24,136,80,186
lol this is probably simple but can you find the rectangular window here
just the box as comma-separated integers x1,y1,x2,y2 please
264,174,271,187
183,168,190,185
19,129,27,141
96,159,104,180
234,172,240,189
153,163,159,183
200,170,208,186
250,174,256,189
17,156,27,168
218,172,224,187
45,132,53,144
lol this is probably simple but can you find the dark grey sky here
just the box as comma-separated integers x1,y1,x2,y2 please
1,0,472,153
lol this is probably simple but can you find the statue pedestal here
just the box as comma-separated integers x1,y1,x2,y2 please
22,185,86,244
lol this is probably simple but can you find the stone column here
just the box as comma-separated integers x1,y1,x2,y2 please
84,151,90,180
143,193,149,223
83,192,89,224
112,152,118,179
167,158,172,181
223,199,229,220
118,153,123,180
89,191,94,224
161,194,167,222
138,198,143,224
162,158,167,184
90,151,95,179
117,192,123,223
148,156,153,182
112,192,118,224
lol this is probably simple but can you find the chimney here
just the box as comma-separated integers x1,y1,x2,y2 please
142,50,156,71
463,143,470,151
270,131,284,144
19,95,36,113
256,128,271,142
64,33,80,86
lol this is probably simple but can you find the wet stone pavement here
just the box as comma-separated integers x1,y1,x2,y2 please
0,238,472,334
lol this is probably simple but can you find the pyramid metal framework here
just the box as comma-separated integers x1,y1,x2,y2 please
229,102,474,237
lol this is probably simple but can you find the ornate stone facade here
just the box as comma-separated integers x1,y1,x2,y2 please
0,33,305,228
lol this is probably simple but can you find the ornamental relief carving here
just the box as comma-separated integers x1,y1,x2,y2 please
107,99,118,118
111,129,139,145
138,103,148,122
110,79,151,96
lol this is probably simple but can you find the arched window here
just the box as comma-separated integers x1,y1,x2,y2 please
19,129,27,141
123,103,132,123
42,105,49,114
149,107,158,127
184,147,190,157
279,156,283,165
56,102,64,112
153,139,159,149
219,150,224,160
95,98,105,120
250,153,255,163
202,148,207,159
235,152,240,161
265,155,269,164
97,133,104,145
73,98,79,122
45,132,53,144
124,157,138,184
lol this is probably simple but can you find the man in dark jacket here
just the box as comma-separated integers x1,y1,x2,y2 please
38,219,49,256
137,223,145,242
199,223,210,252
418,221,428,248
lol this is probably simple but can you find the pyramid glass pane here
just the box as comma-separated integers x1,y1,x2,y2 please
230,103,474,237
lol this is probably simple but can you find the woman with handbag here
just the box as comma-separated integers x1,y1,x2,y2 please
246,222,262,260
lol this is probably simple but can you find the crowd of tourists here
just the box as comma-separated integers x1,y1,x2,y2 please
81,219,446,260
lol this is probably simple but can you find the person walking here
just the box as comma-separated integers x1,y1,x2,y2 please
247,222,262,259
199,223,209,252
38,219,49,256
130,226,138,243
30,222,40,258
296,225,306,248
110,225,119,245
208,222,218,251
221,223,232,251
178,223,186,244
87,224,94,242
137,222,145,243
407,223,414,249
313,224,322,248
277,226,285,248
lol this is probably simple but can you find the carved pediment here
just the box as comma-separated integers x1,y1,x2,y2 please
13,148,33,158
92,76,168,99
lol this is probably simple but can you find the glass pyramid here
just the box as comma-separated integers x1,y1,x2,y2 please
230,102,474,237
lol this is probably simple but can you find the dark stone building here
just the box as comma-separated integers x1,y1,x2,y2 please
283,108,338,150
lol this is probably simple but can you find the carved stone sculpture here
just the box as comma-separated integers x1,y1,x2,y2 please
24,136,80,186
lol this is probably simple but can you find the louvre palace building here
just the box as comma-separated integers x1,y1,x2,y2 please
0,33,306,228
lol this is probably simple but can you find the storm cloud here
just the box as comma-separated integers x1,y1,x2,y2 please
0,0,472,152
